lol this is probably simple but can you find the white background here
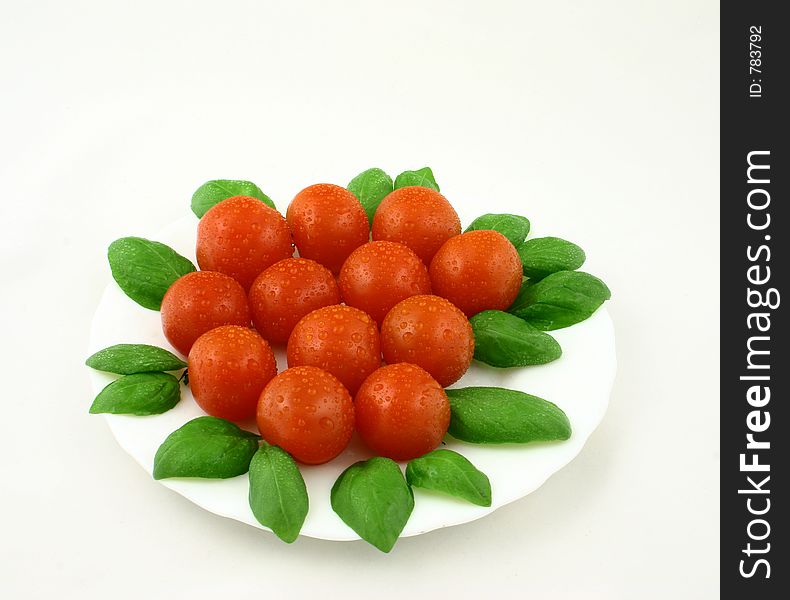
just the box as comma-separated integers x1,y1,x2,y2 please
0,1,719,598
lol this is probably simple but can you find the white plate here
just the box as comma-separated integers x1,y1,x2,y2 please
88,215,616,542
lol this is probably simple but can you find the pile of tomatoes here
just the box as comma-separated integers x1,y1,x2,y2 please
160,184,522,464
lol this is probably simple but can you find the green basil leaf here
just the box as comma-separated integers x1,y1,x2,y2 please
153,416,260,480
248,444,308,543
517,237,586,281
347,168,394,226
89,372,181,415
108,237,196,311
508,278,532,311
191,179,276,218
393,167,440,192
469,310,561,367
406,449,491,506
464,214,530,246
86,344,187,374
331,457,414,553
508,270,611,330
447,387,571,444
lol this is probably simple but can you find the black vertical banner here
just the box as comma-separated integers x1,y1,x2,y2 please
721,2,787,596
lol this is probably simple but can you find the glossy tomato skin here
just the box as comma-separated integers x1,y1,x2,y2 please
354,363,450,461
286,184,370,274
248,258,340,345
257,366,354,464
338,241,431,325
188,325,277,422
197,196,293,291
429,230,522,317
372,186,461,264
160,271,251,356
381,295,474,387
287,305,381,395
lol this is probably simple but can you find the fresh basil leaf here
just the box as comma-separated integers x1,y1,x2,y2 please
153,416,260,480
508,270,611,330
517,237,585,281
248,445,308,543
508,278,532,312
86,343,187,374
331,457,414,553
447,387,571,444
107,237,196,310
191,180,276,218
347,168,393,226
406,449,491,506
464,214,530,247
89,372,181,415
393,167,440,192
469,310,561,368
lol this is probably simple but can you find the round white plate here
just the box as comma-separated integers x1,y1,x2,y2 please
88,215,616,542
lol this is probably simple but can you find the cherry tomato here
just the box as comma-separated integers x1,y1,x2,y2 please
160,271,251,356
248,258,340,345
188,325,277,421
286,184,370,274
429,230,522,317
372,186,461,264
287,305,381,395
354,363,450,461
338,241,431,325
381,295,474,387
257,366,354,464
197,196,293,291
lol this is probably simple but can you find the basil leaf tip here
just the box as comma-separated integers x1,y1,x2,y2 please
331,457,414,553
248,445,308,543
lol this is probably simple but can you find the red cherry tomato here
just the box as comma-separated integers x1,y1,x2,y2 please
248,258,340,345
381,295,474,387
188,325,277,421
286,184,370,274
429,230,522,317
354,363,450,461
257,366,354,464
338,241,431,325
372,186,461,264
287,305,381,395
160,271,250,356
197,196,293,291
